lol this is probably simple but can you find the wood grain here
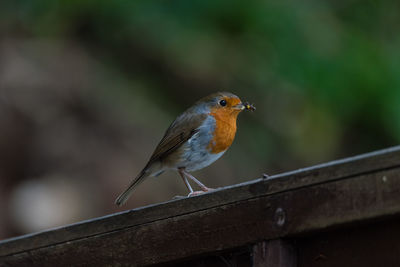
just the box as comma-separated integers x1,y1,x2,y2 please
253,240,296,267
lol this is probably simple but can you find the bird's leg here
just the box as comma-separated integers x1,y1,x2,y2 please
178,168,202,197
178,168,194,194
181,169,213,192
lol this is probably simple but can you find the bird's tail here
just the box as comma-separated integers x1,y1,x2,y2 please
115,168,149,206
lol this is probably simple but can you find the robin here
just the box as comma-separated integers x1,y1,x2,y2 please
115,92,255,206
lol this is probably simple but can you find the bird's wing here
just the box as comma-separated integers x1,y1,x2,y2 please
148,112,207,164
115,112,207,206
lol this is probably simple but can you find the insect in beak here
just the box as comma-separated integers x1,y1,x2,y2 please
243,102,256,111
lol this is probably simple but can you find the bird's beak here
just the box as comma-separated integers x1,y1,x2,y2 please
233,103,246,111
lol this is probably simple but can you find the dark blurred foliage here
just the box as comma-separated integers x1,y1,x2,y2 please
0,0,399,239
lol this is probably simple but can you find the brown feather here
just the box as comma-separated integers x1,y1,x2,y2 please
148,112,207,164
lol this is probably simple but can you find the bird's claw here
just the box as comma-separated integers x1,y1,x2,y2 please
188,191,205,197
188,187,215,197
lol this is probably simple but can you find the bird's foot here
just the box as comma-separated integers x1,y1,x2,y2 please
187,187,215,197
200,186,214,192
188,190,206,197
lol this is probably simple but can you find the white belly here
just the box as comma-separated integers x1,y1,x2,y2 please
183,149,225,172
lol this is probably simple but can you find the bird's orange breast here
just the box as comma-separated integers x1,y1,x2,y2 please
208,108,240,154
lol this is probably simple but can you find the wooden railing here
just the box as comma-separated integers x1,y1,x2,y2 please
1,146,400,266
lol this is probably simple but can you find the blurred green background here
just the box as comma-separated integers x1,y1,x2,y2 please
0,0,399,239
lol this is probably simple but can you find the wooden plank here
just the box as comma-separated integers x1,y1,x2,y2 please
156,247,252,267
253,240,296,267
1,146,399,259
297,218,400,267
1,165,400,266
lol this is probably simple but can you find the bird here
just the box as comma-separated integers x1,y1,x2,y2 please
115,92,255,206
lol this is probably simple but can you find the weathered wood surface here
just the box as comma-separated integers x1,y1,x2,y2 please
253,240,296,267
0,146,400,266
297,217,400,267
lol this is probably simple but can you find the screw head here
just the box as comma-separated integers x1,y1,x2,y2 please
274,207,286,227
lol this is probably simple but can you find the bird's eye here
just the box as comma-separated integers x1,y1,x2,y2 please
219,99,227,106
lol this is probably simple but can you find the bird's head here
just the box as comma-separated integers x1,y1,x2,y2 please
195,92,256,116
194,92,255,115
